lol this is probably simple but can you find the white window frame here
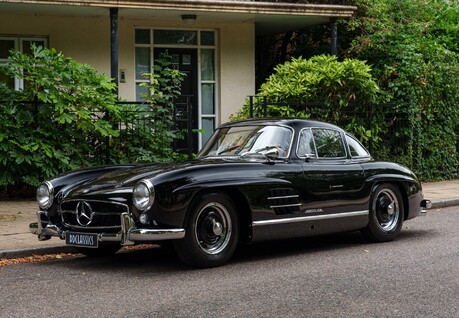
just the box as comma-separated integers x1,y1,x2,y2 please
134,28,219,149
0,35,48,90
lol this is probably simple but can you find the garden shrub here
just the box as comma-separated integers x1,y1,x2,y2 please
0,45,120,190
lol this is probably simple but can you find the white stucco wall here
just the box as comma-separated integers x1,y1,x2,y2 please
0,12,255,124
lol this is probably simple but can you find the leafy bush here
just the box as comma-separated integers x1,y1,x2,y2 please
232,55,381,144
114,52,187,163
343,0,459,180
0,46,120,189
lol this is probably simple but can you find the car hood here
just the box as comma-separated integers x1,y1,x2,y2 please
61,157,271,201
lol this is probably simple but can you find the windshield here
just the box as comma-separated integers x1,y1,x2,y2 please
198,125,293,159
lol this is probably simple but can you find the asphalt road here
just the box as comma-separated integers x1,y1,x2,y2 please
1,207,458,318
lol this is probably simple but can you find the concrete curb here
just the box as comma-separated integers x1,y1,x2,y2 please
430,199,459,209
0,245,75,259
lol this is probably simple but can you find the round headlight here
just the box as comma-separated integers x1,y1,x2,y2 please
36,181,54,209
133,180,155,211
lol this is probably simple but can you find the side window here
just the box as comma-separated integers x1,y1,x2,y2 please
346,134,370,158
312,128,346,159
0,36,48,90
297,129,316,158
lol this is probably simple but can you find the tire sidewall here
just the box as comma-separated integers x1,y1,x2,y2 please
174,192,239,267
365,183,404,242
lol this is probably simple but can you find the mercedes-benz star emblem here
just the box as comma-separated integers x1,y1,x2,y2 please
76,201,94,226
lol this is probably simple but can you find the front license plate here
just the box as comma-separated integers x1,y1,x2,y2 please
65,232,99,248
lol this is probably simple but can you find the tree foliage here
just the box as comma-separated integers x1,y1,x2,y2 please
117,52,187,163
0,46,120,190
253,0,459,180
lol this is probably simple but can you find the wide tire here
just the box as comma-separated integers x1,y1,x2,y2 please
74,244,121,257
362,183,404,242
173,192,239,268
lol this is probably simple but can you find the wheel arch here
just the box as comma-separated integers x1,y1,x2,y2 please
370,180,410,220
185,186,253,243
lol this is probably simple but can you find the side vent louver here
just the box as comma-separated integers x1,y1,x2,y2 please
267,188,301,215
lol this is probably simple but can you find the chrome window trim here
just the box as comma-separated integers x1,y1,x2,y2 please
252,210,369,227
297,127,348,160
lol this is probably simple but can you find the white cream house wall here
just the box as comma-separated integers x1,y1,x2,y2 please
0,13,111,75
0,13,255,124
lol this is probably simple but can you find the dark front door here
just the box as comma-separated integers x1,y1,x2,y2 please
154,48,198,154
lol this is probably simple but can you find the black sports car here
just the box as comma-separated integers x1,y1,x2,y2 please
30,119,430,267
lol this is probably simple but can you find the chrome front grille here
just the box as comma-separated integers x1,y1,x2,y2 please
60,200,129,231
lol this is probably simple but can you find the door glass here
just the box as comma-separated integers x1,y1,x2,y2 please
136,83,148,101
201,49,214,81
201,83,215,115
312,129,346,158
297,129,317,158
202,117,215,146
135,47,150,80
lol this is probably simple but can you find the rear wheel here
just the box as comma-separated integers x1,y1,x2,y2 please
362,183,404,242
173,192,239,268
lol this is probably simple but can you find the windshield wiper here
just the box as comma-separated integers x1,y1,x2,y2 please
216,145,240,155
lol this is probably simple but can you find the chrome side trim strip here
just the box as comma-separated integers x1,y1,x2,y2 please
253,210,369,227
267,195,299,200
269,203,302,209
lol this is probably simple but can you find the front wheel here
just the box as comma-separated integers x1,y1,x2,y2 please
173,192,239,268
362,183,404,242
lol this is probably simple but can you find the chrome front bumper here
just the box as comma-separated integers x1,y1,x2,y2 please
29,211,185,246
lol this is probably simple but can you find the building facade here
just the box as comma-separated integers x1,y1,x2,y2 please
0,0,356,149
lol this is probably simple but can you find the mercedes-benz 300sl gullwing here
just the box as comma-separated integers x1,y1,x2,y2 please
30,119,431,267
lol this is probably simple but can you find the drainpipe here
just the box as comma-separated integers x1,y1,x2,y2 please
110,7,119,96
330,18,337,56
107,7,119,164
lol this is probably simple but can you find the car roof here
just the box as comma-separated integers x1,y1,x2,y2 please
219,118,344,131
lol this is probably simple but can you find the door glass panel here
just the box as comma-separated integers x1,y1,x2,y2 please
201,83,215,115
201,49,214,81
135,29,150,44
136,83,148,101
0,40,15,59
201,117,215,146
297,129,316,158
135,47,150,80
154,30,197,45
201,31,215,46
312,128,346,158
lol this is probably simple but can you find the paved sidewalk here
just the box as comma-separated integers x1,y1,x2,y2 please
0,180,458,259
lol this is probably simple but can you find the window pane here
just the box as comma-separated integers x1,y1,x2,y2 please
346,135,369,157
135,47,150,80
201,49,214,81
201,84,215,115
312,129,346,158
297,129,316,158
135,29,150,44
201,31,215,46
0,71,14,89
201,117,215,146
154,30,197,45
136,83,148,101
0,40,15,59
22,40,46,55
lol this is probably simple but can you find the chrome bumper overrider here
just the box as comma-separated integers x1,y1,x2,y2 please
29,211,185,246
421,199,432,215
